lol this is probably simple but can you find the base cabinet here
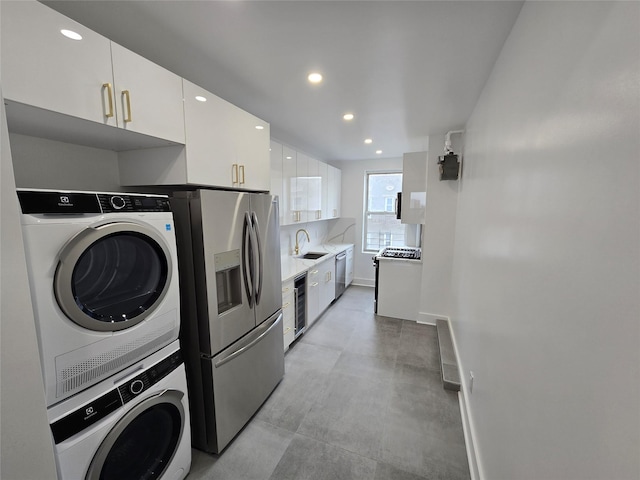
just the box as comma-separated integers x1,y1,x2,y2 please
317,257,336,314
345,246,354,286
307,267,321,326
282,279,295,350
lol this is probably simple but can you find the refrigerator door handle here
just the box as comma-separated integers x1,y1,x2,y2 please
242,211,254,308
213,312,282,368
251,211,263,305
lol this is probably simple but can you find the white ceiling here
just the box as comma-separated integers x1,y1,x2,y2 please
43,0,524,162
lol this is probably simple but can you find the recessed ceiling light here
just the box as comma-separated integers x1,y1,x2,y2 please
343,113,354,121
195,95,207,102
376,150,383,155
255,125,264,130
60,29,82,40
286,156,292,160
308,72,323,84
364,138,373,144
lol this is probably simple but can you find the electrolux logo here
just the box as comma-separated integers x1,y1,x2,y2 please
84,406,97,421
58,195,74,207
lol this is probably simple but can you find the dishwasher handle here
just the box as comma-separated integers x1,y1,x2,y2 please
336,252,347,261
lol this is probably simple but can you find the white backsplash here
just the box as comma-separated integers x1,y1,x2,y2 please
279,218,357,256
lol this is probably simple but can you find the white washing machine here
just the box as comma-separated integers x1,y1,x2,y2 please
17,189,181,407
48,340,191,480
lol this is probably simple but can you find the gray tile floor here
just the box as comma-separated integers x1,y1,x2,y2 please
187,286,470,480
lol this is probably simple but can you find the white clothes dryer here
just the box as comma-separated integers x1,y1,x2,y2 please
18,189,181,406
48,340,191,480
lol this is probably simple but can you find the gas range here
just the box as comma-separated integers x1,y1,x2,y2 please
376,246,422,260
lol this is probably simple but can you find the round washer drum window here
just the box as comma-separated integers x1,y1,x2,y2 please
72,232,168,324
96,403,182,480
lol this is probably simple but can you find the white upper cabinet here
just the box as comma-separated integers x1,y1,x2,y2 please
282,146,298,225
270,141,284,224
269,142,342,225
401,152,428,224
318,161,329,220
110,43,185,143
233,101,271,191
294,151,309,223
1,1,185,144
121,80,271,189
328,165,342,219
1,1,116,126
305,157,322,220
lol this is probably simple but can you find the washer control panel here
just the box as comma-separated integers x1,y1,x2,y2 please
50,350,182,444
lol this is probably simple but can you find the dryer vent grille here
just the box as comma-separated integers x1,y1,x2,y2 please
56,321,176,400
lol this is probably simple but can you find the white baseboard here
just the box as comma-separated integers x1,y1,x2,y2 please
448,321,482,480
417,311,449,325
352,278,374,287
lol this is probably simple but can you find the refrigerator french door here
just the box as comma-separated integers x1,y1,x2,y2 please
171,189,284,454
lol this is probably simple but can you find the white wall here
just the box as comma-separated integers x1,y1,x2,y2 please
1,96,58,478
418,134,460,324
333,157,403,286
451,2,640,479
10,133,122,192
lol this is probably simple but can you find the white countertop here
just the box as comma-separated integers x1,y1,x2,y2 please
280,243,353,282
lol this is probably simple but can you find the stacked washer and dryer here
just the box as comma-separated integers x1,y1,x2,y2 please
17,189,191,480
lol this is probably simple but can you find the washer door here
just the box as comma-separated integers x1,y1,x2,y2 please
87,390,185,480
55,221,172,332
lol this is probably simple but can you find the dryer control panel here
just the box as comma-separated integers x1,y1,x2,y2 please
17,189,171,214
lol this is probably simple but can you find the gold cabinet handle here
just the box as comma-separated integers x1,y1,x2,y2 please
122,90,132,123
310,282,319,287
232,164,239,184
239,165,245,185
282,287,290,293
283,302,291,309
284,327,292,335
103,83,114,118
310,270,319,275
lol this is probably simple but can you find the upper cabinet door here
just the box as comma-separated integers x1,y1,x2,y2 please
270,141,284,225
183,79,237,187
328,165,342,218
1,1,116,127
401,152,427,224
233,106,271,191
110,43,185,143
282,146,298,225
183,79,271,190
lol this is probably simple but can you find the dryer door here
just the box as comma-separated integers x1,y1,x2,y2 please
86,390,186,480
55,221,172,332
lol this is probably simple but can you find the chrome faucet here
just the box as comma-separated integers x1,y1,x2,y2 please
294,228,310,255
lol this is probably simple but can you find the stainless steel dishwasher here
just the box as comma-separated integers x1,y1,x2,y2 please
335,251,347,299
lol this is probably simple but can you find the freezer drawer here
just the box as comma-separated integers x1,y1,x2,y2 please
199,311,284,453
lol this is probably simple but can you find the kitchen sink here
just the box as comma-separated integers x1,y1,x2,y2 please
301,252,327,260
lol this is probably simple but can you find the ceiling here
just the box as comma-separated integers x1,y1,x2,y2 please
43,0,524,162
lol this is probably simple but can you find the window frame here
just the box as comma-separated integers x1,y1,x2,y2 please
362,170,403,253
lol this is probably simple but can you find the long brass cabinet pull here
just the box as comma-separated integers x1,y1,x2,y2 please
232,164,239,184
122,90,132,123
239,165,245,185
103,83,114,118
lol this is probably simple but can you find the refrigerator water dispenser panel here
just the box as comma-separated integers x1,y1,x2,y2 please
215,249,242,314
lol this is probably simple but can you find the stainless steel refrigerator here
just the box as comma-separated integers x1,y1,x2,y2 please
171,189,284,454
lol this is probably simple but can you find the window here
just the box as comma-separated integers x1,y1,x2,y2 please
363,171,404,252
